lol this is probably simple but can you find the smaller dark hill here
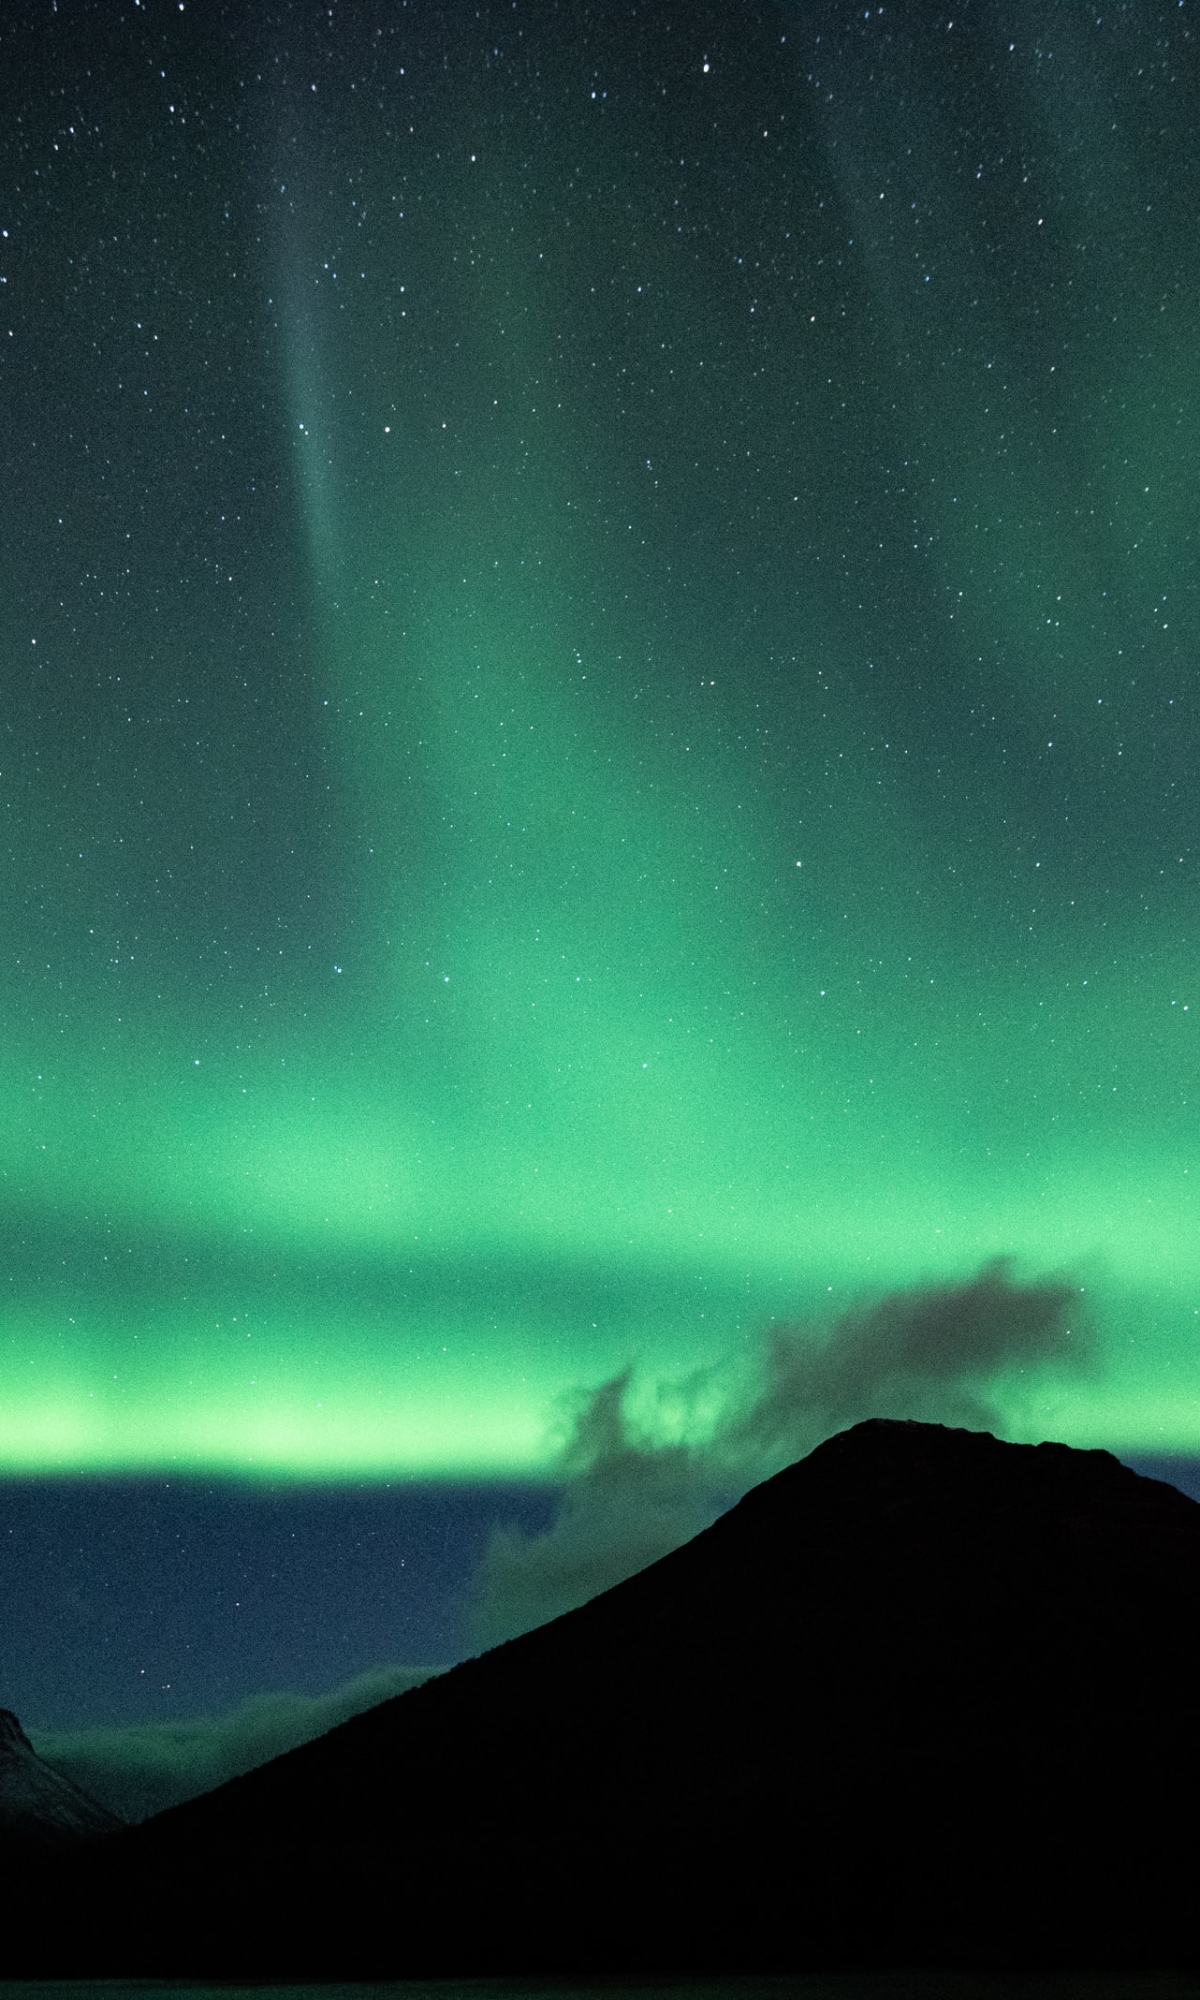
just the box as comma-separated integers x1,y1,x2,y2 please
0,1709,123,1848
10,1420,1200,1977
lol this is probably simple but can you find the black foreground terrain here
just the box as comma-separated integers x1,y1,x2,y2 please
8,1418,1200,1977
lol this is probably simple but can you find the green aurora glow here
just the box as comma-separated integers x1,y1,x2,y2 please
3,1,1200,1474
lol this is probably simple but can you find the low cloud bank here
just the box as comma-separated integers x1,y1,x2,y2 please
30,1662,442,1823
472,1257,1085,1645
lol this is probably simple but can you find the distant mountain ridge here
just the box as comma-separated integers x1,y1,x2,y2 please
8,1419,1200,1976
0,1708,123,1846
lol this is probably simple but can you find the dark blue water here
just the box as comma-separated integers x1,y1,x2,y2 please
3,1976,1200,2000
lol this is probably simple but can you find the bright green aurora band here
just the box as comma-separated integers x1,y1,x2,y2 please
3,2,1200,1476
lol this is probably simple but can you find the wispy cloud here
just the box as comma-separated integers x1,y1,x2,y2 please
30,1663,442,1823
472,1257,1086,1644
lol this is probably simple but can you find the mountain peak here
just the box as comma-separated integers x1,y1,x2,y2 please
0,1709,124,1846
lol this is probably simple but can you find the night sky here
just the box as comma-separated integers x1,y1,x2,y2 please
4,0,1200,1799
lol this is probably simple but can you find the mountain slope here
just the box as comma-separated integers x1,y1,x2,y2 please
0,1709,123,1846
11,1419,1200,1975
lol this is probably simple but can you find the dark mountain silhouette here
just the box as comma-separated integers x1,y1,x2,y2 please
8,1419,1200,1977
0,1709,123,1847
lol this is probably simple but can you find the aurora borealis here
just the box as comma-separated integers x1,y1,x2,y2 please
4,0,1200,1508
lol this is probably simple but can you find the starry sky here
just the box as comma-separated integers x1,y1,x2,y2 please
4,0,1200,1752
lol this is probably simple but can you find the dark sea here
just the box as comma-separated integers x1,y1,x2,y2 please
4,1978,1200,2000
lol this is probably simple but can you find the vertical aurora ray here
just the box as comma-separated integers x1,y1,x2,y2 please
2,0,1200,1475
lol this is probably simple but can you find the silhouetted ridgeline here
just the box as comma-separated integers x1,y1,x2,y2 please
0,1708,123,1847
7,1419,1200,1976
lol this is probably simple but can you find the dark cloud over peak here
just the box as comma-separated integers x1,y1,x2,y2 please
473,1259,1087,1645
473,1368,723,1648
720,1256,1083,1477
